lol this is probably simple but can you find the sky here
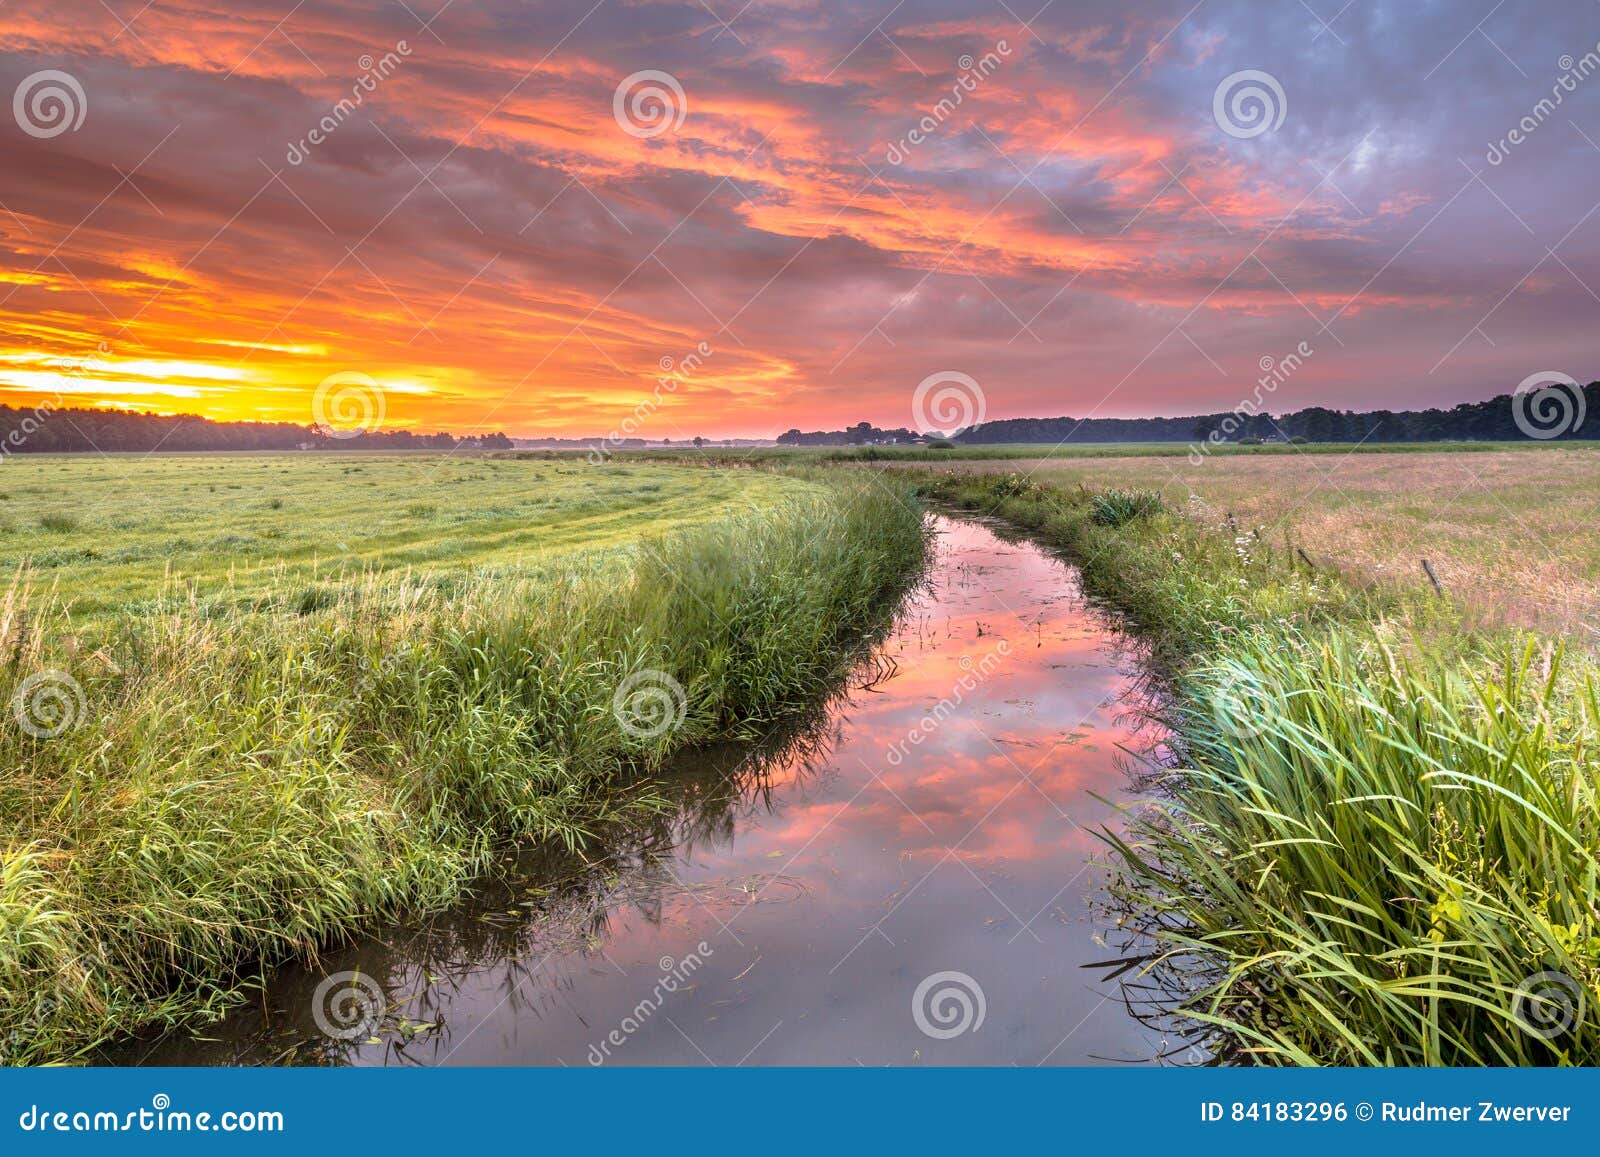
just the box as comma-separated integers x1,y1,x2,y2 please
2,0,1599,440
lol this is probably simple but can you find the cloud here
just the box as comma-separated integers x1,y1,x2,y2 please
1,0,1597,436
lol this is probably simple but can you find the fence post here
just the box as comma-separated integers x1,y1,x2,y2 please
1421,559,1444,595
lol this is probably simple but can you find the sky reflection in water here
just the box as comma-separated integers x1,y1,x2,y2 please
121,517,1167,1067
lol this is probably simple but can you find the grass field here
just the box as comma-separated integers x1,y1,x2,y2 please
895,445,1600,639
1,455,800,624
922,464,1600,1064
0,455,929,1062
10,443,1597,1067
605,441,1600,636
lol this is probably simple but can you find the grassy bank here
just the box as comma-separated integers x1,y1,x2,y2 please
1,463,928,1063
902,445,1600,637
921,471,1600,1065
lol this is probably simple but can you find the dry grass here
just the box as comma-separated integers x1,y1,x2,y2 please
909,446,1600,638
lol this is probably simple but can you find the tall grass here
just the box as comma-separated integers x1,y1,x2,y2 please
0,476,929,1063
922,472,1600,1065
1089,488,1163,527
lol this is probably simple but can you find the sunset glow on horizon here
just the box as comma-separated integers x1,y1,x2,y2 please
3,1,1599,439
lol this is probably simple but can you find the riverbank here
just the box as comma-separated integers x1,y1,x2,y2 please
0,467,929,1063
112,516,1164,1066
920,471,1600,1065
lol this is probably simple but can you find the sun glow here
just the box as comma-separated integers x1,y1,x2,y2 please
0,2,1591,437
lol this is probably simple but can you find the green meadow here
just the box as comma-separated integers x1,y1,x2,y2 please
1,454,804,623
0,454,928,1062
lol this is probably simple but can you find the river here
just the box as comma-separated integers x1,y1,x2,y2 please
112,515,1169,1066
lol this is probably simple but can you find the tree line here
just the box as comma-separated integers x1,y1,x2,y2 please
956,380,1600,444
0,403,513,455
777,421,921,446
12,377,1597,454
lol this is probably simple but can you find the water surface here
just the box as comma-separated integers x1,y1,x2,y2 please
118,517,1166,1066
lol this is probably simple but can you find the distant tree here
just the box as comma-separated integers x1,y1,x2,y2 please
692,435,704,447
769,421,926,447
0,403,515,456
1301,407,1336,443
